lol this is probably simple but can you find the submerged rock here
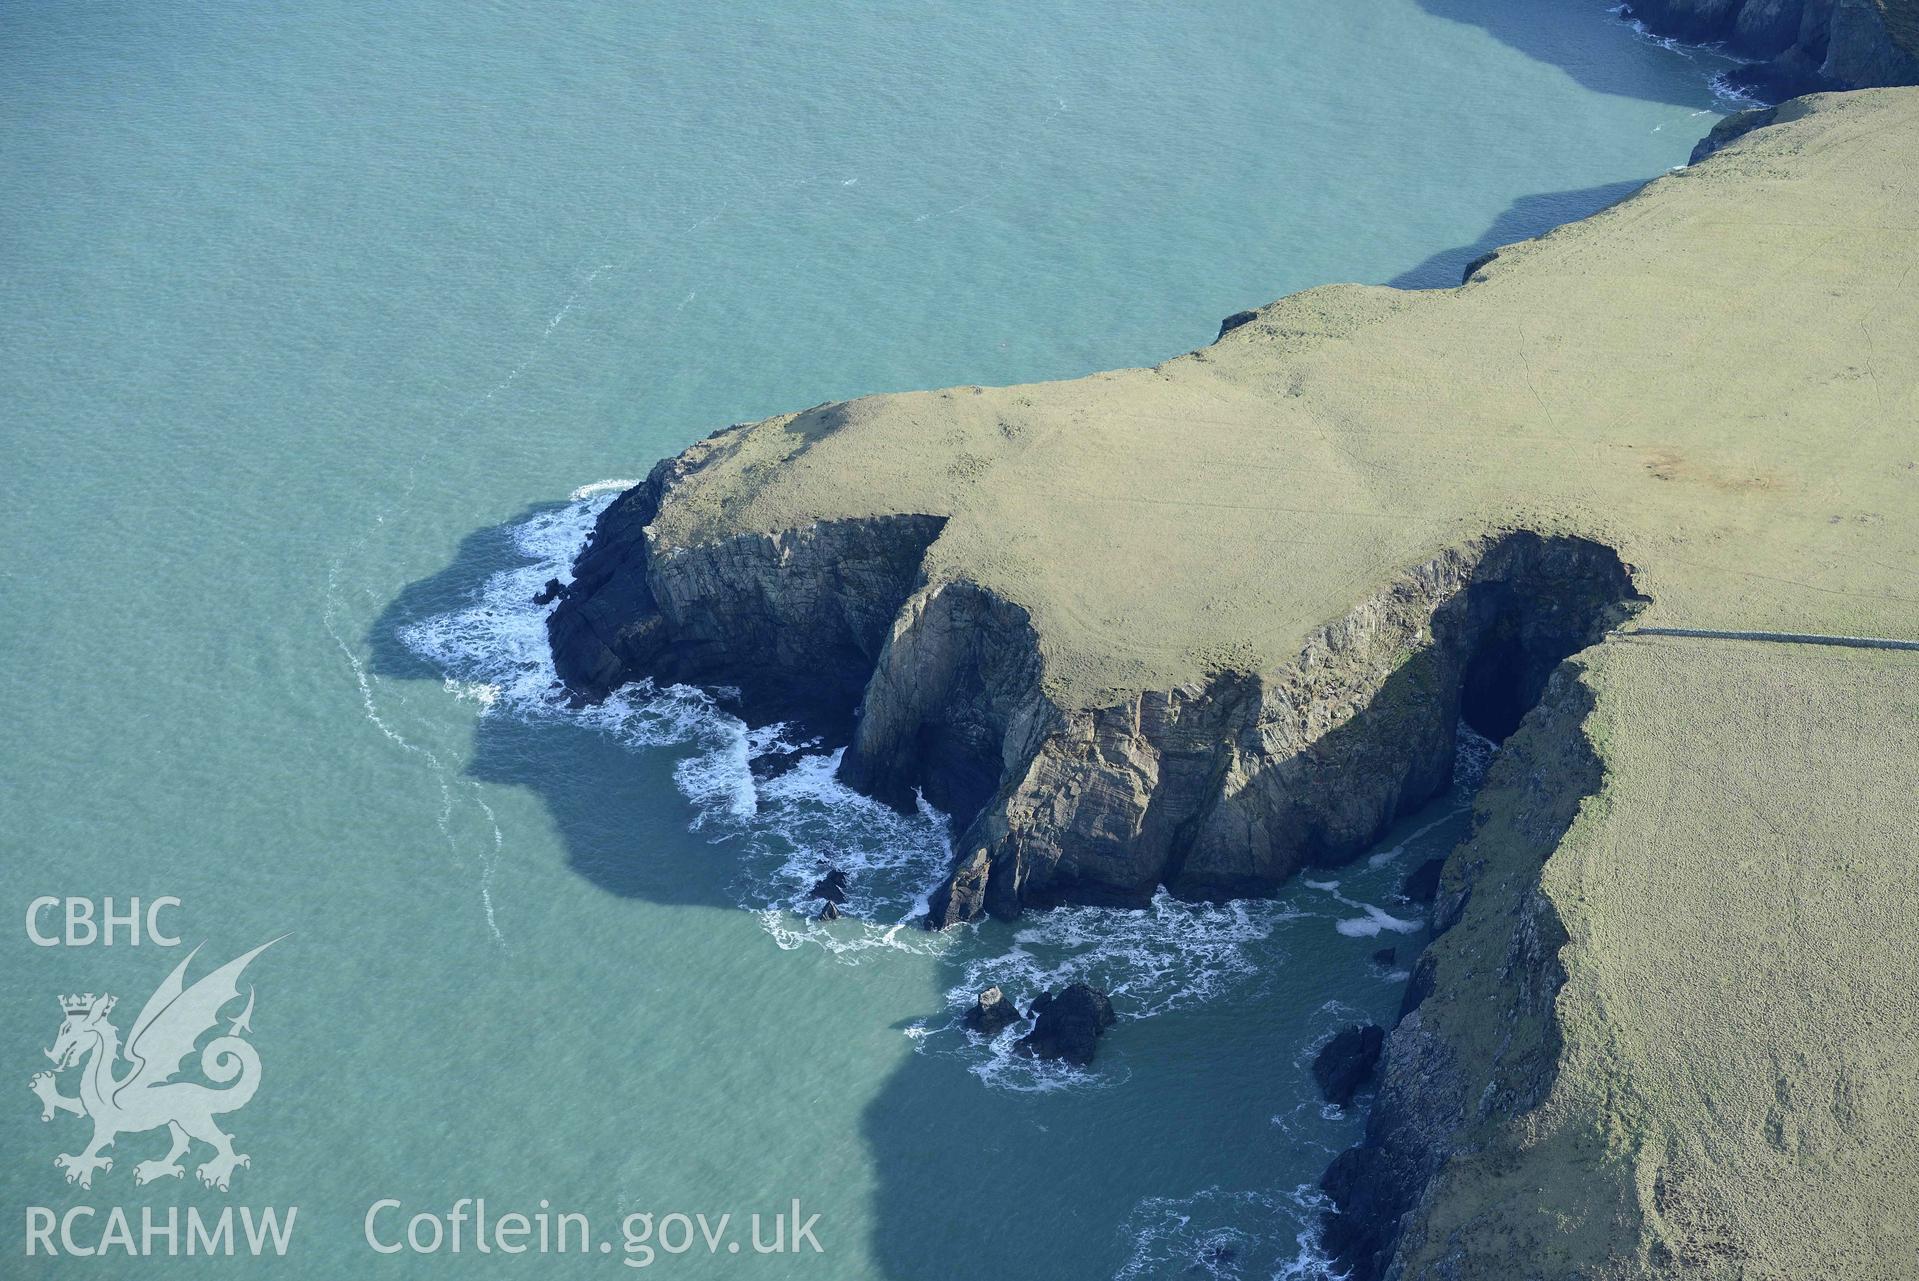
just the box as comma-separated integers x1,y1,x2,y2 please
533,95,1919,1281
809,868,849,905
1371,946,1397,967
961,985,1022,1037
544,96,1914,941
1199,1243,1238,1268
1016,983,1116,1066
750,746,806,782
1313,1023,1385,1107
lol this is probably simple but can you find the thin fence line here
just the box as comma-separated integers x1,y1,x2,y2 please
1618,627,1919,652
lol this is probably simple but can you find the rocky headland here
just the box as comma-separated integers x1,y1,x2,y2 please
550,91,1919,1277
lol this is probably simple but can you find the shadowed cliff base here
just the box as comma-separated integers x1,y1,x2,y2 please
369,499,1455,1280
1414,0,1739,105
1418,0,1919,104
366,510,759,911
1327,638,1919,1280
1318,669,1602,1280
548,482,1642,927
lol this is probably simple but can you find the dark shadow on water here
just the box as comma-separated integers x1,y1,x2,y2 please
371,489,1620,1277
1416,0,1730,107
1384,179,1647,290
852,978,1383,1280
365,503,563,682
468,714,750,908
366,504,747,911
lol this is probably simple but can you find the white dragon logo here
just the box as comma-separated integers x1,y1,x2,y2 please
29,938,281,1192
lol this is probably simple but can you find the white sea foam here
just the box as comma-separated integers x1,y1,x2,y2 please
1116,1184,1344,1281
326,557,510,948
1268,1098,1347,1157
1302,878,1425,939
1365,806,1462,869
569,477,644,500
1608,3,1760,105
1611,5,1688,53
1333,905,1422,939
1453,722,1497,793
1706,69,1763,106
398,488,956,959
1360,724,1491,873
927,889,1307,1091
399,490,1451,1088
959,890,1303,1020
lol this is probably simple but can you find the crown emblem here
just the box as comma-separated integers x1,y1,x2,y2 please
60,993,113,1017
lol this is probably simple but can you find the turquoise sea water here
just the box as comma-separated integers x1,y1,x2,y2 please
2,3,1734,1276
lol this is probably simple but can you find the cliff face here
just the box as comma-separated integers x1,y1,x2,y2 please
1323,636,1919,1281
876,534,1638,923
557,505,1638,920
1626,0,1919,98
1320,668,1604,1280
551,90,1919,931
550,441,947,732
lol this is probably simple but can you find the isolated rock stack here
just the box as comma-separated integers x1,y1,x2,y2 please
1016,983,1117,1066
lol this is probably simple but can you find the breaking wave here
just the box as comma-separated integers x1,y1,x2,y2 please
1608,3,1759,104
396,488,954,958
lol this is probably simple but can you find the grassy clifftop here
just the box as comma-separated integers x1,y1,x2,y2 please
642,89,1918,711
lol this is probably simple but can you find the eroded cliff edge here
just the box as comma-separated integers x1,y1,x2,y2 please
550,91,1919,1276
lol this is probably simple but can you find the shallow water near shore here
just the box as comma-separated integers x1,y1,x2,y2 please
3,2,1729,1276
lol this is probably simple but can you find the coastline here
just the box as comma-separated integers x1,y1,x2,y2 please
544,90,1919,1278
